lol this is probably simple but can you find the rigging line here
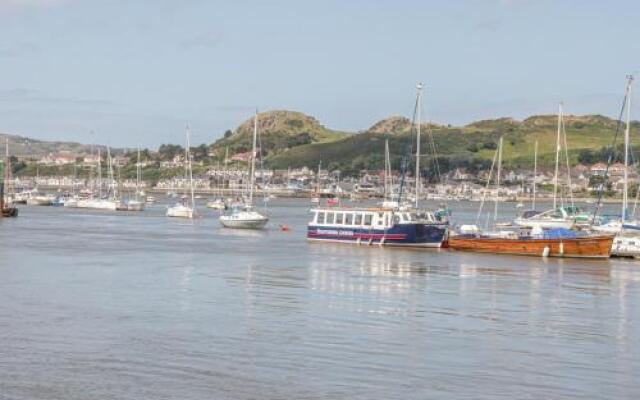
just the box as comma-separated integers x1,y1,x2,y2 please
561,109,574,208
592,79,629,222
475,143,499,226
397,93,420,207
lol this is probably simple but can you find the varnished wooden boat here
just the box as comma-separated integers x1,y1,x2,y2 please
449,235,613,258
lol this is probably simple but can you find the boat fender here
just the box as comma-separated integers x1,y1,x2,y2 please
542,246,550,257
368,237,374,246
380,237,386,247
559,242,564,256
356,237,361,246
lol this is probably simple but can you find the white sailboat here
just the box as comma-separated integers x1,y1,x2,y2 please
310,161,321,204
118,147,145,211
593,76,640,256
220,111,269,229
167,126,196,219
514,103,575,229
380,138,399,209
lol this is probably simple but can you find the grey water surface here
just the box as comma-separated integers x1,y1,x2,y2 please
0,199,638,399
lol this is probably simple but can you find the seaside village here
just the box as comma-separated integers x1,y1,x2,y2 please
2,80,639,259
7,149,636,202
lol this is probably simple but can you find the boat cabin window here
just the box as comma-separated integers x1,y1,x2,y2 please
355,213,363,225
345,213,354,225
393,214,400,224
326,212,335,224
364,214,373,226
335,212,344,225
316,212,325,224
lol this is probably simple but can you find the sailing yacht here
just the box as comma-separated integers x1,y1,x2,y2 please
118,147,145,211
1,139,18,217
591,76,640,256
167,126,196,219
220,111,269,229
380,138,399,209
514,103,576,229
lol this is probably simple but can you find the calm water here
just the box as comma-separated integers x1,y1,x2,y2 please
1,199,639,399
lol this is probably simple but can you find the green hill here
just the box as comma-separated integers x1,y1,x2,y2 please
265,113,634,174
210,110,348,158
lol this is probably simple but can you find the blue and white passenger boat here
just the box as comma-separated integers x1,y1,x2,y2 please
307,207,448,247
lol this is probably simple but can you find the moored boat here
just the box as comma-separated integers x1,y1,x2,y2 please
307,207,447,247
449,231,613,258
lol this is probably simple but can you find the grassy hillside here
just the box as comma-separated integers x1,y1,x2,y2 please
267,114,632,174
0,132,122,159
210,110,348,158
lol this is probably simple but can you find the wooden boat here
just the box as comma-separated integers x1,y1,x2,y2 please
449,234,613,258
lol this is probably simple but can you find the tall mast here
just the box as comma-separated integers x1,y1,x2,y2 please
249,111,258,205
415,82,423,209
493,137,503,226
553,103,562,210
532,140,538,210
186,125,195,212
384,138,390,201
622,75,633,223
97,148,102,198
136,146,141,200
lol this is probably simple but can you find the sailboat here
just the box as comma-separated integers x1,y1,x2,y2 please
310,161,321,204
167,126,196,218
380,138,399,209
219,111,269,229
450,137,613,258
118,147,145,211
514,103,578,229
1,139,18,217
590,75,640,256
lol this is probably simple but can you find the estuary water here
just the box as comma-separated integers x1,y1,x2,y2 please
0,199,639,399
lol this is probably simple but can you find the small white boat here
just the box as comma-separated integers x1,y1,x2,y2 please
26,194,55,206
75,198,118,210
206,198,226,210
220,207,268,229
166,202,194,218
166,126,196,219
118,199,145,211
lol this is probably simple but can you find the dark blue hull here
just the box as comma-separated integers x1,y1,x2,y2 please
307,223,448,247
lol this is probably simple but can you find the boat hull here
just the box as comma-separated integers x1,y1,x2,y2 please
307,223,447,248
219,217,269,229
513,218,574,229
449,235,613,258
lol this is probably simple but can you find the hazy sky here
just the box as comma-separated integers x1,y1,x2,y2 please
0,0,638,148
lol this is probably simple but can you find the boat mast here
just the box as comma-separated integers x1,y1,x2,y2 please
186,125,195,212
493,136,503,226
553,103,562,210
136,146,141,201
97,148,102,198
249,111,258,206
622,75,633,223
415,83,423,209
532,140,538,210
384,138,390,201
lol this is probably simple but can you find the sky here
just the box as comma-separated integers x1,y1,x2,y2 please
0,0,638,148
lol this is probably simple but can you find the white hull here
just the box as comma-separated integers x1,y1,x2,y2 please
220,210,268,229
118,200,145,211
72,199,119,210
513,218,573,229
166,204,194,218
611,235,640,257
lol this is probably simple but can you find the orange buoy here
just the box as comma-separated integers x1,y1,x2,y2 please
280,224,290,232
